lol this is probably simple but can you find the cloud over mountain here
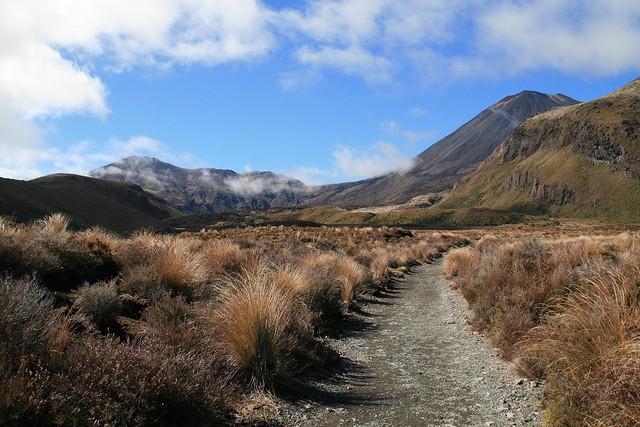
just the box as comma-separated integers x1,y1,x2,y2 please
1,1,639,179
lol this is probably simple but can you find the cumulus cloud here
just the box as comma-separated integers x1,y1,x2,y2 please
283,166,337,186
332,141,414,180
473,0,640,77
2,0,640,180
0,134,179,180
280,0,640,84
0,0,275,178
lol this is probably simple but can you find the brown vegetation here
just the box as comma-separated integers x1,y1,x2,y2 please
0,213,466,425
445,229,640,425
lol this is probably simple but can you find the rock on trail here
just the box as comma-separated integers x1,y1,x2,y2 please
270,258,542,427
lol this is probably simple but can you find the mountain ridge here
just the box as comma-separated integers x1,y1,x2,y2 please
88,90,579,214
303,90,579,208
90,156,309,213
440,77,640,222
0,173,179,232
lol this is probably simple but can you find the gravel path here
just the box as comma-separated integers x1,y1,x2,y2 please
262,258,543,427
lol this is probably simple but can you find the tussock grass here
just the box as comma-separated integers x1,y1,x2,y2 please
1,213,465,425
36,212,70,234
445,230,640,425
517,268,640,426
150,237,208,298
210,263,314,389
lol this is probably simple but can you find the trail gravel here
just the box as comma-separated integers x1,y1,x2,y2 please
252,258,542,427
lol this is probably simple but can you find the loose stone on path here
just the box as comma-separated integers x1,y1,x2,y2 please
272,258,542,427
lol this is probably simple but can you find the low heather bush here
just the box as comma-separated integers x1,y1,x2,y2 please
75,280,122,331
2,336,232,427
0,276,61,363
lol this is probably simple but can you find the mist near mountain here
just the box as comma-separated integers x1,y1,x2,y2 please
90,156,309,213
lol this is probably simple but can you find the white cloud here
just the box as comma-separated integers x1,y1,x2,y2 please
224,172,305,196
381,120,434,145
280,0,640,84
0,133,185,180
2,0,640,181
0,0,276,179
471,0,640,77
332,141,414,180
0,43,108,119
296,44,394,83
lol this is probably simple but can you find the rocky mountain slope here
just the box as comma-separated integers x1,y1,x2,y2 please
91,91,577,214
440,78,640,222
0,174,179,232
304,91,578,208
90,156,308,213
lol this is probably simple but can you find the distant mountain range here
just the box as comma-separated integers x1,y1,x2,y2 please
90,156,308,214
2,78,638,231
89,90,578,214
440,77,640,222
303,91,578,208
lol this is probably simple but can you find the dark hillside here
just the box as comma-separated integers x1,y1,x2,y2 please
0,174,179,232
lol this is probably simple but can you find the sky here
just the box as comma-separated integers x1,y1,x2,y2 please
1,0,639,185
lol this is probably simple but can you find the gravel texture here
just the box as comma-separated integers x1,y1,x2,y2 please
241,258,543,427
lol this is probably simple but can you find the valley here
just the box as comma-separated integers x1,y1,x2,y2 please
1,78,639,426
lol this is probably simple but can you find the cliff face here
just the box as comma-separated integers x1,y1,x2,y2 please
441,78,640,222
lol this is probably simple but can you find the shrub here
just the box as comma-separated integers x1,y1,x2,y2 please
1,336,232,427
0,275,61,360
75,281,122,331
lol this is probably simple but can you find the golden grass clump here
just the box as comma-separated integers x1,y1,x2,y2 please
516,268,640,426
202,240,245,277
36,213,71,235
442,247,479,280
334,257,366,309
209,263,313,388
445,230,640,426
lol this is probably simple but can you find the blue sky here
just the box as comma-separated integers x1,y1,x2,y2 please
1,1,639,184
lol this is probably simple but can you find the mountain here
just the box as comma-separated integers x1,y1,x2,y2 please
0,174,180,232
89,156,308,213
440,78,640,222
304,91,579,208
88,90,578,216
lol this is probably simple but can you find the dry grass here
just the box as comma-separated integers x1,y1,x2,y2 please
445,229,640,425
208,263,314,388
1,214,467,425
517,267,640,426
36,212,70,235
